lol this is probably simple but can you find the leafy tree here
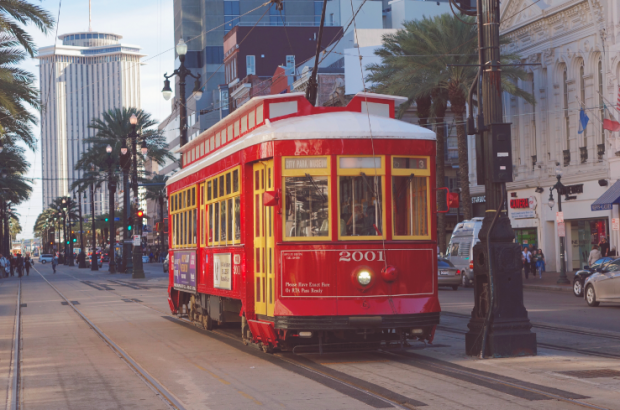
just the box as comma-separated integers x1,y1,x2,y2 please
143,174,168,253
367,13,533,225
0,0,54,57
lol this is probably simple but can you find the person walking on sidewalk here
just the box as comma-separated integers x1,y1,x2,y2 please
15,254,23,277
24,253,32,276
522,246,532,279
534,249,545,279
589,245,602,268
0,253,7,278
51,254,58,274
599,237,610,257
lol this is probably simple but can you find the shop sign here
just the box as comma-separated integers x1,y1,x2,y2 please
472,196,486,204
591,203,612,211
557,222,566,237
613,218,620,231
512,210,536,219
510,196,537,210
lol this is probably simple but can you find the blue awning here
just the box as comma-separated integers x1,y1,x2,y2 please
591,180,620,211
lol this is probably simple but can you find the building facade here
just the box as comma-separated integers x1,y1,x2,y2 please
37,32,144,215
500,0,620,271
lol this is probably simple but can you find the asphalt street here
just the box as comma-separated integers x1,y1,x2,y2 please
0,263,618,410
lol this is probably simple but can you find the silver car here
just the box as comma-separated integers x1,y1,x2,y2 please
584,259,620,307
39,254,54,264
438,259,461,291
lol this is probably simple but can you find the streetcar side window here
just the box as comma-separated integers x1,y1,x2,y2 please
204,166,242,246
391,156,431,240
169,186,199,248
337,156,385,240
282,156,331,241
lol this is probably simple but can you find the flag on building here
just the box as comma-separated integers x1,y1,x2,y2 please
578,108,589,134
603,105,620,132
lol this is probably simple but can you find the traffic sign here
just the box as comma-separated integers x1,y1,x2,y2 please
114,217,120,221
556,212,564,223
557,221,566,237
133,235,141,246
613,218,619,231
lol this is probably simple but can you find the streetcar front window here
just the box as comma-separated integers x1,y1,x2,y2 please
339,175,382,237
284,176,329,238
391,156,431,239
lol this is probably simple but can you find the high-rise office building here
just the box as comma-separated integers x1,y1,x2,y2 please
37,32,144,215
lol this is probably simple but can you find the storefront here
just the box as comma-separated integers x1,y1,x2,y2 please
514,228,538,248
508,196,539,250
569,218,609,270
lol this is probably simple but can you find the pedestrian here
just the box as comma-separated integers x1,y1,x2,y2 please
15,253,23,277
149,251,154,263
609,247,617,257
51,254,58,274
77,251,85,267
0,253,7,278
529,244,537,277
9,254,14,277
589,245,602,267
598,237,610,257
24,253,32,276
535,249,545,279
522,245,532,279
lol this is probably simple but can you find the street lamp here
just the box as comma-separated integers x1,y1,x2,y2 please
548,165,570,284
105,144,117,274
74,192,86,268
162,38,203,150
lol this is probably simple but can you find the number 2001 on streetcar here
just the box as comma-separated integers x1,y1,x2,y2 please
166,92,440,352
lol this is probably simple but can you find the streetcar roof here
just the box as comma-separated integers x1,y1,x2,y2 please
168,92,435,186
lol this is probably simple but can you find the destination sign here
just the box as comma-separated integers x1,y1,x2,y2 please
285,157,328,170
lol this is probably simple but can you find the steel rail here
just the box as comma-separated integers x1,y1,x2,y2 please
8,280,21,410
32,267,186,410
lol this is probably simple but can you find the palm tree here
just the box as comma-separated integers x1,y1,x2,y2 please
367,13,533,222
0,0,54,57
48,197,78,262
143,174,168,256
0,143,31,254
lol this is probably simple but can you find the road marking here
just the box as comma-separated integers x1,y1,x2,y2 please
238,390,263,405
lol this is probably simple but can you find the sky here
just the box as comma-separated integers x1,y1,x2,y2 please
16,0,175,240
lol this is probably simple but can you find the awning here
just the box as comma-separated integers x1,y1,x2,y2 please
591,180,620,211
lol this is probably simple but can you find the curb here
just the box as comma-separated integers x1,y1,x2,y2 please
523,284,572,293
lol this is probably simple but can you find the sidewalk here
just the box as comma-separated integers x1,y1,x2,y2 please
521,270,574,292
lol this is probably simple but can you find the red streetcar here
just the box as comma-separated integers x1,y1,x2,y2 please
166,92,440,352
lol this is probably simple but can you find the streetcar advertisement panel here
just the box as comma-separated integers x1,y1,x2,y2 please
213,253,233,290
173,250,196,292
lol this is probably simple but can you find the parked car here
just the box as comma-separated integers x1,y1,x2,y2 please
163,254,169,273
438,258,461,290
572,257,615,297
445,217,483,288
584,258,620,306
39,254,54,264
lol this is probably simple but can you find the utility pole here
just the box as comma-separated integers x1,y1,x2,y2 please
457,0,537,357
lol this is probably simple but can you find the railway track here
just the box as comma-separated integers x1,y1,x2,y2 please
22,270,614,410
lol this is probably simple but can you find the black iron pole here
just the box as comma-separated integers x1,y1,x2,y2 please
90,183,98,271
78,194,86,268
68,198,74,266
108,158,117,274
178,62,188,148
305,0,328,106
553,178,568,284
131,126,145,279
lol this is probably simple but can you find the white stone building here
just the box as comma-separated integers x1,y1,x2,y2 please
500,0,620,271
37,32,144,215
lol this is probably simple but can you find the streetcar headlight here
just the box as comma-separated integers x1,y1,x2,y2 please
357,270,372,286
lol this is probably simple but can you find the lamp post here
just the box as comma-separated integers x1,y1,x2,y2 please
548,166,570,284
120,135,131,274
90,171,98,272
75,192,86,268
106,144,117,274
162,39,203,150
129,114,145,279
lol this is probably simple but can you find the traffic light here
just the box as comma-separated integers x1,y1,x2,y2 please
71,234,77,243
127,216,133,231
136,209,144,218
104,217,109,222
66,240,70,245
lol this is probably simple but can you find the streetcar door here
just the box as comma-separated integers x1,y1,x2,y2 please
253,160,275,317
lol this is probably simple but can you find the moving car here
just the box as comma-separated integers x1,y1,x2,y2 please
88,253,103,268
573,257,615,297
438,258,461,290
584,258,620,307
39,254,54,264
163,254,169,273
445,218,483,288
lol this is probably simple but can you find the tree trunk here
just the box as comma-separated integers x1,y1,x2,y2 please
435,103,448,255
455,112,472,220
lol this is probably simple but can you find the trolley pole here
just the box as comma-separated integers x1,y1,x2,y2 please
464,0,536,357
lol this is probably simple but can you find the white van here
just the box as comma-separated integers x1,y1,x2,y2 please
446,217,484,287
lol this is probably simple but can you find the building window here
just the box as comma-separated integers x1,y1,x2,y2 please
598,59,604,144
563,66,569,150
314,1,323,25
224,1,240,33
246,55,255,76
270,2,285,26
580,62,586,148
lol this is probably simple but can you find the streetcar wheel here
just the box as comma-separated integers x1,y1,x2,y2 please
573,280,583,297
452,285,459,291
585,285,600,307
262,343,274,354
